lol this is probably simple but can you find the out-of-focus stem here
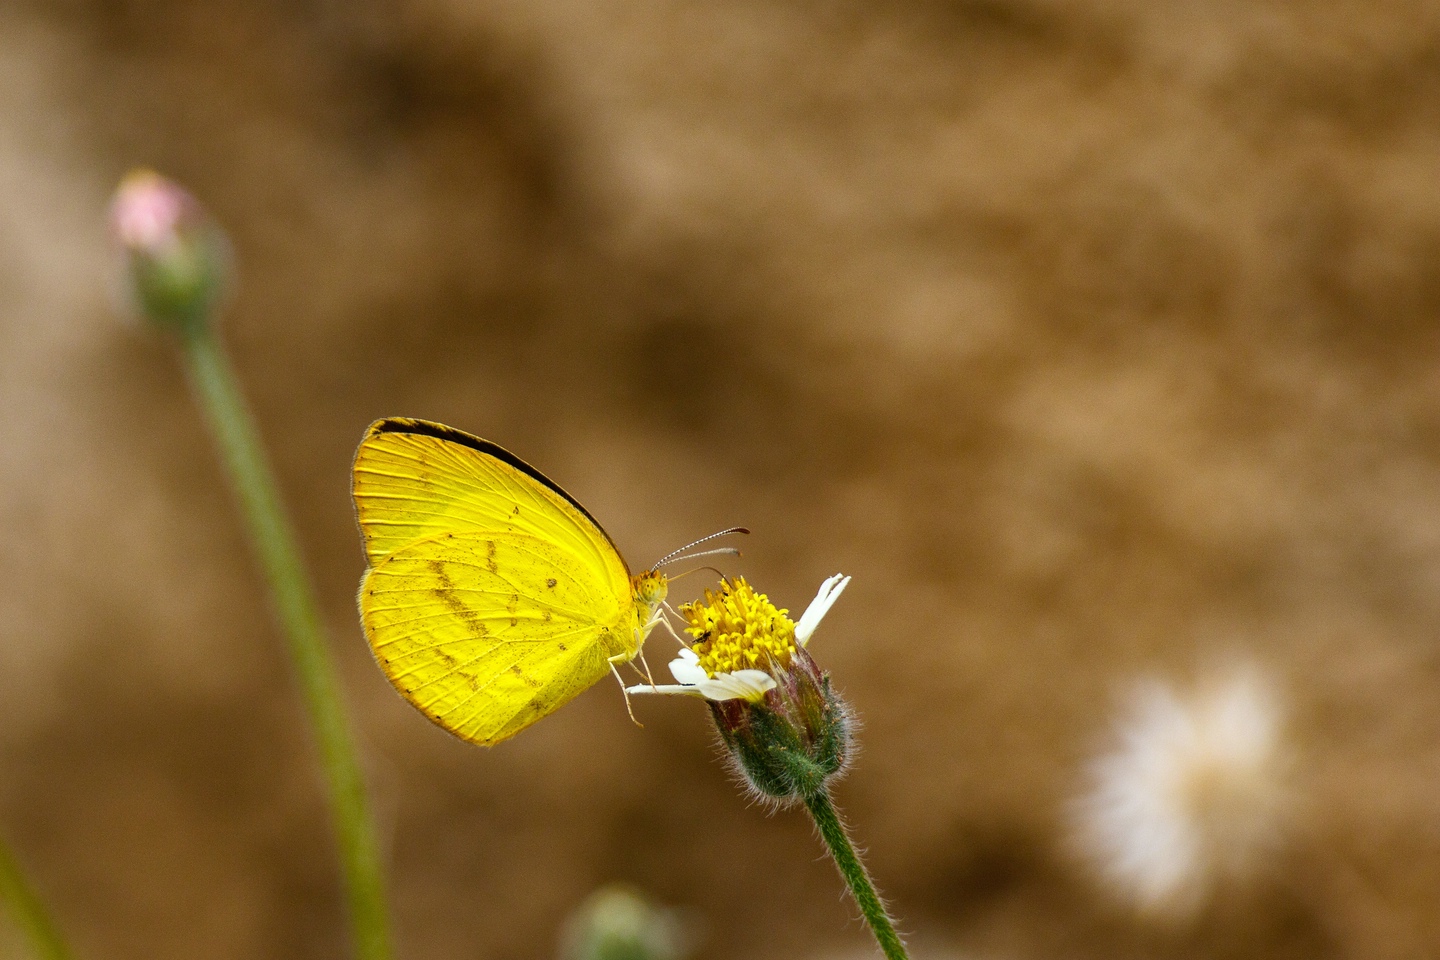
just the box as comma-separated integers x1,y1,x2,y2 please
803,787,908,960
0,834,72,960
177,322,391,960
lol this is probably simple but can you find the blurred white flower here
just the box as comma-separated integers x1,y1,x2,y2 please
1071,665,1290,916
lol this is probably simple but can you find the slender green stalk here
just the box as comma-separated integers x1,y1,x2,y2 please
0,835,72,960
178,324,391,960
802,788,908,960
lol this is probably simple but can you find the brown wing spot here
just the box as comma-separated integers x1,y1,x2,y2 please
485,540,499,574
546,578,557,588
508,664,542,689
557,643,567,652
511,505,520,516
428,559,485,635
543,610,552,622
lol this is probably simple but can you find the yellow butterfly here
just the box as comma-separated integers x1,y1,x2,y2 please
352,418,738,746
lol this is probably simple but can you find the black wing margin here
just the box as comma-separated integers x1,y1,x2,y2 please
364,418,628,570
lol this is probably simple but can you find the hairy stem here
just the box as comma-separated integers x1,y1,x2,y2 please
179,325,391,960
803,788,909,960
0,836,71,960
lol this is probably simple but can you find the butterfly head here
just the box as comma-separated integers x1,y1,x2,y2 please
631,570,668,645
632,569,668,610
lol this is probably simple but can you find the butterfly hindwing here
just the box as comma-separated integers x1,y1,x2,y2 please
361,530,631,746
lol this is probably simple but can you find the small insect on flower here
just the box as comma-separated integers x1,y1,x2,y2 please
1070,665,1291,918
630,574,853,804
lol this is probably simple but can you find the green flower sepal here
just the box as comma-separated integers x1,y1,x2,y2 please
709,641,852,804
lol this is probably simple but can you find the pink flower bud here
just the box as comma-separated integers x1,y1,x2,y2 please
109,170,230,334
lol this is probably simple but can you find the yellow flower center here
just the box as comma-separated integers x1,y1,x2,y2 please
681,577,797,677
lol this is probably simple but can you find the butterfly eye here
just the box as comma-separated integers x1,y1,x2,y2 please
635,572,666,603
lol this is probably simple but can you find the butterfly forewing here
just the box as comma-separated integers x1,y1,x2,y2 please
352,419,630,593
362,530,633,746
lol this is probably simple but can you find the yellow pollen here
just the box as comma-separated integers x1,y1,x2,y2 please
680,577,797,677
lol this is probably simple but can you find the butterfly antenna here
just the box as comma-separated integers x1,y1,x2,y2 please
666,564,727,584
661,546,742,566
653,527,749,569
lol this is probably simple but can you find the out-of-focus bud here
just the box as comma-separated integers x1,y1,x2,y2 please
558,885,690,960
109,169,230,334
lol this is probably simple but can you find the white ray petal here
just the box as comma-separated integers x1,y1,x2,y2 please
696,670,777,702
794,574,850,646
668,649,709,685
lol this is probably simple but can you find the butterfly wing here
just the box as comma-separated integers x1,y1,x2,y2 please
352,419,639,746
361,530,629,745
352,418,630,582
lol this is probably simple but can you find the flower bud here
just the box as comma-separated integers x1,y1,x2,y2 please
109,169,230,335
709,643,852,804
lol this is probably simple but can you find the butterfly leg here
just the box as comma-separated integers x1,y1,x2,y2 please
609,655,643,728
637,648,657,687
626,609,669,686
654,610,690,648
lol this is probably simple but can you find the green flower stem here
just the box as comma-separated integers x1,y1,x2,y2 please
0,835,71,960
177,324,391,960
802,788,908,960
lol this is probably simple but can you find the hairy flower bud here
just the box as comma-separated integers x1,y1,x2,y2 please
708,641,852,804
109,169,230,335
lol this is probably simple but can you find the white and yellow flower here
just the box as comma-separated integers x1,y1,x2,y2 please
628,574,850,702
630,573,855,804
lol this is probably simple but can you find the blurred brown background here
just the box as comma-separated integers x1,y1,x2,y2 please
2,0,1440,957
